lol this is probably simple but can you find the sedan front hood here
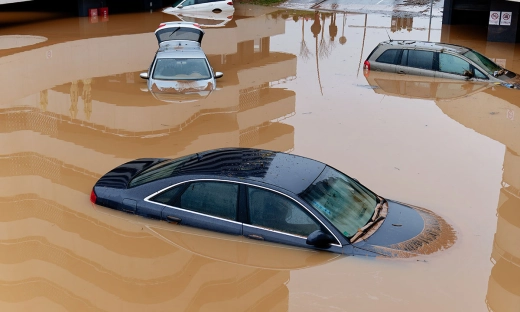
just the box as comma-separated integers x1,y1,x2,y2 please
353,200,456,258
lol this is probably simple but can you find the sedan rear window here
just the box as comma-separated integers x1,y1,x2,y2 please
300,166,378,238
129,155,195,188
153,58,211,80
376,49,400,64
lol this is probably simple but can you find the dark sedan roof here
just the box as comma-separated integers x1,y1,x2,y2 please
164,148,326,194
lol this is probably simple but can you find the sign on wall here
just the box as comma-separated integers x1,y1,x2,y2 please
501,12,512,26
489,11,500,25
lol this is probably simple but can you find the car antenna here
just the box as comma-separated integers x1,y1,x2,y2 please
386,30,393,42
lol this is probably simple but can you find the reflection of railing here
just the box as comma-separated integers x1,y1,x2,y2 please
1,106,240,139
269,76,297,87
491,236,520,268
502,181,520,199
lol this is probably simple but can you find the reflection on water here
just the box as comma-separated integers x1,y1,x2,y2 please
364,68,520,312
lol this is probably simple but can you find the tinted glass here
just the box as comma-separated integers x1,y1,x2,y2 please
376,49,399,64
474,68,488,79
247,187,320,237
129,155,194,188
300,166,378,238
400,49,408,65
182,0,196,6
439,53,471,76
153,58,211,80
155,27,202,42
407,50,434,70
180,182,238,220
463,50,501,74
150,185,184,206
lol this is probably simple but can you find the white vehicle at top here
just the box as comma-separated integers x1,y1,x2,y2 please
166,11,233,28
162,0,234,14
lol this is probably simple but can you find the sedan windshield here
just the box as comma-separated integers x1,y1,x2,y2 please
300,166,378,238
153,58,211,80
463,50,501,75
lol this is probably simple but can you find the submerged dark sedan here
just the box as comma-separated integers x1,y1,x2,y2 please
91,148,454,257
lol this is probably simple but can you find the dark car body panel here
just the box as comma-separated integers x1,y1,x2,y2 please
92,148,449,257
362,200,424,246
94,158,167,189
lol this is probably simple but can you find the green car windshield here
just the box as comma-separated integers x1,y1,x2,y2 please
300,166,378,238
463,50,501,75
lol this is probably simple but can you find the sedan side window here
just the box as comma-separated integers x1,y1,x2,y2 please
439,53,471,76
150,185,184,206
376,49,400,64
182,0,196,6
247,187,320,237
406,50,434,70
179,181,239,220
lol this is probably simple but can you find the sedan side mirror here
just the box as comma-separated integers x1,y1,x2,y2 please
463,70,473,79
306,230,334,249
215,72,223,79
140,72,149,80
177,5,183,8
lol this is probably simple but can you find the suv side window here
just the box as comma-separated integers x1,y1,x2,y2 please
376,49,400,64
474,68,489,80
439,53,471,76
405,50,435,70
247,187,320,237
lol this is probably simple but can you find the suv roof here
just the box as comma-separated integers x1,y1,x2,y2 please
379,40,470,54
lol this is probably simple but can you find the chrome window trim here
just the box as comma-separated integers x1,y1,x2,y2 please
242,224,342,248
144,178,343,247
145,179,241,225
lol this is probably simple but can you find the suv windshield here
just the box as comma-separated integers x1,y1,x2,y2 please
300,166,378,238
153,58,211,80
463,50,501,75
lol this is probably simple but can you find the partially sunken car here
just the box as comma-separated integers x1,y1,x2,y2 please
162,0,234,14
91,148,454,257
140,22,223,98
364,40,519,88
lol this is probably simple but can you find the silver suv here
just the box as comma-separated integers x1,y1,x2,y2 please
140,22,223,102
364,40,519,88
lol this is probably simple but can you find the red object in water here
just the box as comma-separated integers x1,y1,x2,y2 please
90,189,97,204
88,8,98,17
363,60,370,70
99,7,108,18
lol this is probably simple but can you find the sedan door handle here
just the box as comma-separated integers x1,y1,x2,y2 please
166,216,182,224
397,71,405,75
247,234,264,241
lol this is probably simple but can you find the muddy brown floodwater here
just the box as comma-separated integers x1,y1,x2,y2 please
0,4,518,312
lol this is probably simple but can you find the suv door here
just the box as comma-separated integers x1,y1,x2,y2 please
437,52,490,81
145,180,242,235
242,186,342,252
397,49,438,78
